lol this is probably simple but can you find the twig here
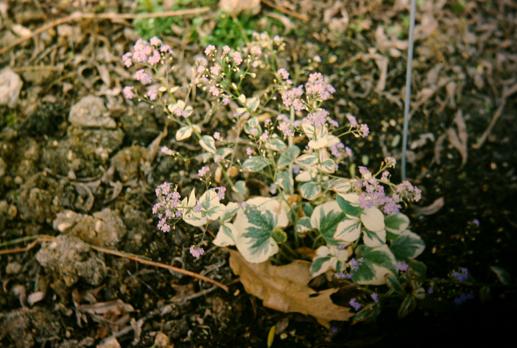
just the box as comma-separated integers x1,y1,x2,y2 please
260,0,308,22
89,244,229,292
0,235,229,292
0,7,210,56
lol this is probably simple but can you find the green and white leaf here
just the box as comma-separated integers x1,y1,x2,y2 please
385,213,410,234
200,135,216,154
319,158,337,174
295,153,318,167
266,135,287,152
310,201,347,244
360,207,385,232
244,117,261,136
246,96,260,112
363,228,386,247
328,178,352,194
299,181,321,200
213,223,237,247
220,202,240,223
295,216,312,234
232,197,289,263
176,125,194,141
277,145,300,169
334,218,361,244
214,147,233,162
242,156,269,172
233,180,248,200
352,245,396,285
310,245,348,278
389,230,425,260
275,171,294,194
336,193,362,217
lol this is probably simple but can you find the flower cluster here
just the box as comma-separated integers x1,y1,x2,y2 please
121,37,174,102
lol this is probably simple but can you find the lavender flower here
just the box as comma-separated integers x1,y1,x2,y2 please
451,267,469,282
349,298,362,311
189,245,205,259
396,261,409,272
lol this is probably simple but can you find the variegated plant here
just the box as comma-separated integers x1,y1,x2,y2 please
124,33,427,319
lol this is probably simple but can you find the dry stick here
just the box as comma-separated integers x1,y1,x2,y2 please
0,235,228,292
89,244,229,292
0,7,210,56
260,0,308,22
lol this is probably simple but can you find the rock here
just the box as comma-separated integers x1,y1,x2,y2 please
53,208,126,247
69,95,116,129
0,68,23,107
111,145,146,182
36,235,107,287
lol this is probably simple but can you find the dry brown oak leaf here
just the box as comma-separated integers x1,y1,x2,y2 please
229,250,352,327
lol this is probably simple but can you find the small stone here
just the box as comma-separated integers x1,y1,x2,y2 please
53,208,126,247
0,68,23,107
27,291,45,306
69,95,116,129
96,337,121,348
36,235,107,287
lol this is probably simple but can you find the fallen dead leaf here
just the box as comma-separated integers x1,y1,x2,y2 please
447,110,468,166
229,250,352,327
414,197,444,216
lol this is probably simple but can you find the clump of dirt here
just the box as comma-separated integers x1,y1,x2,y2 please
36,235,107,287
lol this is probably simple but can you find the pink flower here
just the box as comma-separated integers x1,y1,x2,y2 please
209,85,220,97
198,165,210,177
250,45,262,56
189,245,205,259
222,96,231,105
122,52,133,67
281,86,304,112
305,72,335,101
305,109,329,127
146,85,159,101
216,186,226,200
150,36,162,46
147,50,161,65
134,69,152,85
260,132,269,142
360,124,369,137
346,114,358,127
231,51,242,65
210,64,222,76
277,68,289,80
160,44,172,53
122,86,135,99
246,147,254,156
160,146,174,156
204,45,216,56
